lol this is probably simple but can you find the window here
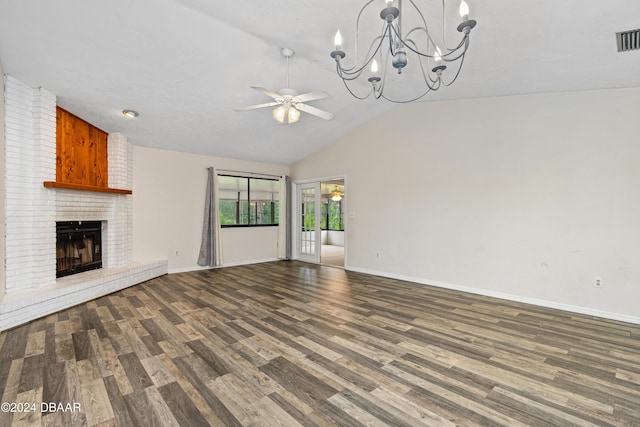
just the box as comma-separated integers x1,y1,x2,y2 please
218,175,279,227
321,199,344,231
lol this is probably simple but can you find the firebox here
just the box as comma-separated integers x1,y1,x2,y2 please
56,221,103,278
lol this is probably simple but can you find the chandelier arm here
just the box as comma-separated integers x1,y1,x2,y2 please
336,6,384,73
341,77,374,100
391,24,435,59
440,38,470,62
336,64,366,81
439,0,456,52
371,40,394,98
337,34,387,76
381,87,433,103
387,23,396,55
405,0,469,55
407,0,434,46
377,49,390,94
353,0,378,62
407,39,442,89
405,27,437,55
393,24,468,60
404,26,470,61
407,0,465,56
439,53,467,87
404,37,440,87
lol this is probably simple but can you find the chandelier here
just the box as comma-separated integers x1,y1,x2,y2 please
330,0,477,103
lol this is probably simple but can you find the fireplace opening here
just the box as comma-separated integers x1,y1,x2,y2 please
56,221,103,278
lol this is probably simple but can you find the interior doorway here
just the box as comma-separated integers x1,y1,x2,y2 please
320,179,345,267
295,177,346,268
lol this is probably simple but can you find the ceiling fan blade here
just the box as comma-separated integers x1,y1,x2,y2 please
295,103,334,121
293,91,330,103
250,86,281,99
235,101,280,112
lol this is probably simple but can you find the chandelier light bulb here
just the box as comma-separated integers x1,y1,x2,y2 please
371,58,379,74
386,0,393,5
334,30,342,50
434,47,442,63
459,0,469,19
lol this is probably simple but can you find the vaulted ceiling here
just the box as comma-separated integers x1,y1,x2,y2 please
1,0,639,165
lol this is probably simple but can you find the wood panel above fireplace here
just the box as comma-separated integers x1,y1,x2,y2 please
43,107,132,194
56,107,108,188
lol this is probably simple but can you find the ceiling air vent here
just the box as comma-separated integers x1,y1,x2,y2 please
616,29,640,52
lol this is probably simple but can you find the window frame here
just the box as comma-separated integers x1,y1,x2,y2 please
218,174,280,228
321,198,344,231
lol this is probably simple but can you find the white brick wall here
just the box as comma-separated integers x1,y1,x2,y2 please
4,76,57,291
1,75,167,329
108,132,132,189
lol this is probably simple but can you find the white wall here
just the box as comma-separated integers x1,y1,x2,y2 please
291,87,640,323
322,230,344,246
132,146,289,272
0,62,5,299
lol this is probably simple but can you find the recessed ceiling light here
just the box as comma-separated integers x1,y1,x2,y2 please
122,109,139,118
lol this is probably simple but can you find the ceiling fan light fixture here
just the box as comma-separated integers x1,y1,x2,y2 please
272,105,301,125
236,48,334,122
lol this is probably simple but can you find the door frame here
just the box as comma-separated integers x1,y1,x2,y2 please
292,175,347,265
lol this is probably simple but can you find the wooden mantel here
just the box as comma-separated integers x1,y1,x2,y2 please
43,181,132,194
44,107,132,195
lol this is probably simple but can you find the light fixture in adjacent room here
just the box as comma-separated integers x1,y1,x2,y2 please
330,186,343,201
330,0,477,103
122,109,139,118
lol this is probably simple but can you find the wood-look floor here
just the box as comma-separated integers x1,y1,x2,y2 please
1,261,639,427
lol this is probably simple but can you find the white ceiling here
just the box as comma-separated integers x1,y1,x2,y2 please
1,0,639,165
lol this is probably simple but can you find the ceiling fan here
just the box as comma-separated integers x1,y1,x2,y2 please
235,48,334,124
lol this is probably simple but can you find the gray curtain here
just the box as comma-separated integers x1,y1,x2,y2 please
197,167,223,267
278,175,292,259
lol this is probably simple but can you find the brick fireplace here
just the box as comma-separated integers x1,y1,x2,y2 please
0,75,167,330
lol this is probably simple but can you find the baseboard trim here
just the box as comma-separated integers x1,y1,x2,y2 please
168,265,212,274
168,258,281,274
346,266,640,325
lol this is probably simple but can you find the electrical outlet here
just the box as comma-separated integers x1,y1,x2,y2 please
594,277,602,288
376,252,381,258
